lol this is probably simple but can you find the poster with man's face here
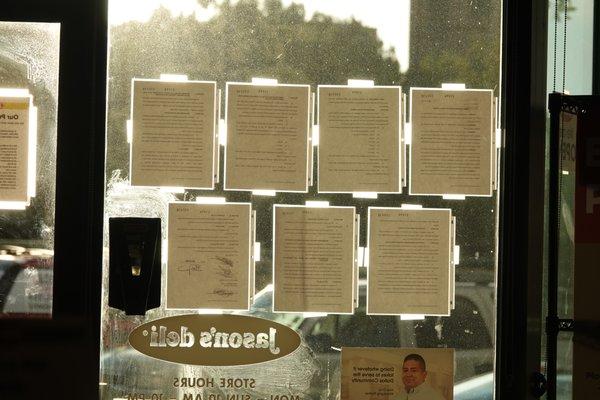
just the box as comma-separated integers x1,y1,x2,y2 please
341,347,454,400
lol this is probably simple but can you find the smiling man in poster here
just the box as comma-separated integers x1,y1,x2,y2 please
393,354,445,400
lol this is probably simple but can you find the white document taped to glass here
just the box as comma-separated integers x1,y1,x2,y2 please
367,207,453,316
167,202,253,310
317,85,401,193
273,205,356,314
410,88,494,196
225,82,311,192
0,94,32,203
130,79,217,189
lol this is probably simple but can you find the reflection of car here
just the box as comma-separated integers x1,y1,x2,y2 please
453,372,573,400
100,281,571,400
0,246,53,317
454,373,493,400
248,280,495,399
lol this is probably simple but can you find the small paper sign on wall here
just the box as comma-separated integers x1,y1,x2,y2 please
224,82,311,193
167,202,253,311
409,88,494,197
367,207,453,316
129,79,218,190
273,204,356,314
317,85,402,194
341,347,454,400
0,90,36,210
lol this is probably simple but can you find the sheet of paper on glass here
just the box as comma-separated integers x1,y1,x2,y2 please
273,205,356,313
341,347,454,400
410,88,494,196
318,86,401,193
560,111,577,174
367,207,453,316
167,202,252,310
130,79,217,189
0,95,31,203
225,83,310,192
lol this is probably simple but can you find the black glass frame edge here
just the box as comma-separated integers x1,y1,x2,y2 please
594,0,600,95
546,91,562,400
1,0,107,398
497,0,548,399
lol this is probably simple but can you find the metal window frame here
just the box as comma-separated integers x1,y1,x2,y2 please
1,0,107,397
496,0,549,398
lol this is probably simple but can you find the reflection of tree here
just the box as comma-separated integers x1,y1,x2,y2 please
408,0,501,92
107,0,503,270
552,0,576,21
406,1,502,270
107,0,403,174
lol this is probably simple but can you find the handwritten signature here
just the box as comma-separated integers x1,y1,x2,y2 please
177,257,235,278
213,289,234,297
215,256,234,278
177,264,202,275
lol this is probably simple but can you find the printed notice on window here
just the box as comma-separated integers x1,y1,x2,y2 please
0,96,30,203
341,347,454,400
410,88,494,196
225,83,310,192
274,205,355,313
318,86,401,193
367,208,452,316
167,202,252,310
130,79,217,189
560,111,577,174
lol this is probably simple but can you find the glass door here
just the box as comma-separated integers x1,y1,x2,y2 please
100,1,503,399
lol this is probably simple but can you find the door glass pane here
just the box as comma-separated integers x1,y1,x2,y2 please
101,1,502,399
0,22,60,319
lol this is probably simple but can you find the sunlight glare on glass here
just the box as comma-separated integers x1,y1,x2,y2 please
109,0,410,71
109,0,218,26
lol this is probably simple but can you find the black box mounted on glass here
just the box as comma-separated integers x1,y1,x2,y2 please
109,218,161,315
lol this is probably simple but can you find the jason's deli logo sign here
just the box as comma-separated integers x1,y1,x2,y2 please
144,325,281,355
129,315,300,366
